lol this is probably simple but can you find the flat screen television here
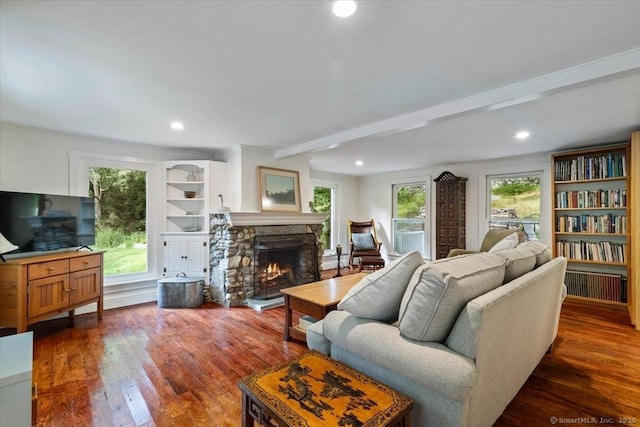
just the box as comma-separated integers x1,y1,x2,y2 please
0,191,96,257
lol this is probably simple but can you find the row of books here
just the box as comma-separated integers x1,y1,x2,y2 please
556,240,627,263
565,270,627,303
555,214,627,234
554,153,627,181
555,189,626,209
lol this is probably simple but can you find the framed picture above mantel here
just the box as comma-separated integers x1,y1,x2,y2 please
258,166,301,212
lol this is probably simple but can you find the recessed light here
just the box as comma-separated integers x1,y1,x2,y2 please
170,121,184,131
515,131,530,140
333,0,357,18
355,160,363,166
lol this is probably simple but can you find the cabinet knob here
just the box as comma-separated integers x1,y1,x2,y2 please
48,267,55,272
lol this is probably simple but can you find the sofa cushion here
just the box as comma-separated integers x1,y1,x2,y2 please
488,232,519,253
351,233,377,250
338,251,424,322
516,240,552,267
398,253,506,342
491,247,536,283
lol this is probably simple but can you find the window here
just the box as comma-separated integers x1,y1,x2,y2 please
69,151,159,284
392,182,427,256
312,185,336,253
89,167,147,275
487,173,541,240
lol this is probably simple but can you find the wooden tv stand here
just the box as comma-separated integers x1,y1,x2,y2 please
0,251,103,333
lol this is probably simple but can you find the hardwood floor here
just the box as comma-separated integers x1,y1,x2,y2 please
5,287,639,426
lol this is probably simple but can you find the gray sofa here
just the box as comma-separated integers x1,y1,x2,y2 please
307,241,567,427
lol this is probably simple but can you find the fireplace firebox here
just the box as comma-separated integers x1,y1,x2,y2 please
253,233,320,300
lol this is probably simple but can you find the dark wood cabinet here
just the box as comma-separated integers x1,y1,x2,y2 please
434,171,467,259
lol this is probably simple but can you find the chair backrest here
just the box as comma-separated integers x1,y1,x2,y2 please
348,219,380,248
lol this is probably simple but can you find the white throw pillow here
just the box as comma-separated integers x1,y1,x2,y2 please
488,232,519,253
337,251,424,322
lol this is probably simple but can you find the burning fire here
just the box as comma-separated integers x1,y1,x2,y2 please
263,262,291,282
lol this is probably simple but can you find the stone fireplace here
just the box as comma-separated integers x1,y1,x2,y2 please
208,212,326,306
253,233,320,299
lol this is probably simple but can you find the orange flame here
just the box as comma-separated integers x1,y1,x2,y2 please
264,262,291,281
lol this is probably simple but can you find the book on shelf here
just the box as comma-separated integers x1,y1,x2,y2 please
555,189,626,209
554,152,626,181
556,240,627,263
565,270,627,303
298,315,318,331
555,213,627,234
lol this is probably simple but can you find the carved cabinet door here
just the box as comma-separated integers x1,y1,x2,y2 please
434,172,467,259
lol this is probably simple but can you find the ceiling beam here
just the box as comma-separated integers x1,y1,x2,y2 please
274,48,640,159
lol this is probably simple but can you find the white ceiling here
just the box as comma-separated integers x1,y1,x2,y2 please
1,0,639,176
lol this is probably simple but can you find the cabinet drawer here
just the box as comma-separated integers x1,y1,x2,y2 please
28,260,70,280
70,255,102,272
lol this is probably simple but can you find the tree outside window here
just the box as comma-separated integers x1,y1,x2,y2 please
313,186,334,251
89,167,147,275
393,183,426,256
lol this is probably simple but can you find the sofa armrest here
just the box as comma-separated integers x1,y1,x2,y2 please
322,310,476,401
306,320,330,355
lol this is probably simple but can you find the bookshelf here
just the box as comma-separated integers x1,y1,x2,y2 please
629,131,639,329
161,160,228,285
551,143,630,310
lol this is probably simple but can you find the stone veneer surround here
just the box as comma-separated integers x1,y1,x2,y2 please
208,212,327,306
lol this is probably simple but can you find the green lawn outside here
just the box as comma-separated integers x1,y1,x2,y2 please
97,246,147,275
491,190,540,218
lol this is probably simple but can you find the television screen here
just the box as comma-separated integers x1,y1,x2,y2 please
0,191,95,256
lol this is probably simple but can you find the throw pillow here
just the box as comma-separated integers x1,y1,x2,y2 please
337,251,424,322
351,233,377,250
488,232,519,253
517,240,552,267
491,247,537,283
398,253,506,342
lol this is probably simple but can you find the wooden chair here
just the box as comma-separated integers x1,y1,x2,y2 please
347,219,382,269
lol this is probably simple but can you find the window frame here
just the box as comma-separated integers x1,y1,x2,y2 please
486,171,542,237
69,150,160,285
391,180,430,259
311,180,339,256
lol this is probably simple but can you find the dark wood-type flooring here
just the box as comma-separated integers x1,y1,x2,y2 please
3,272,639,426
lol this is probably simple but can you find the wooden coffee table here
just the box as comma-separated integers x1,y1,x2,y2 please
239,351,413,427
281,273,366,342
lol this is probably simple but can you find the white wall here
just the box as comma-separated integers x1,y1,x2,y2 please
0,122,214,192
214,145,314,212
358,154,552,260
